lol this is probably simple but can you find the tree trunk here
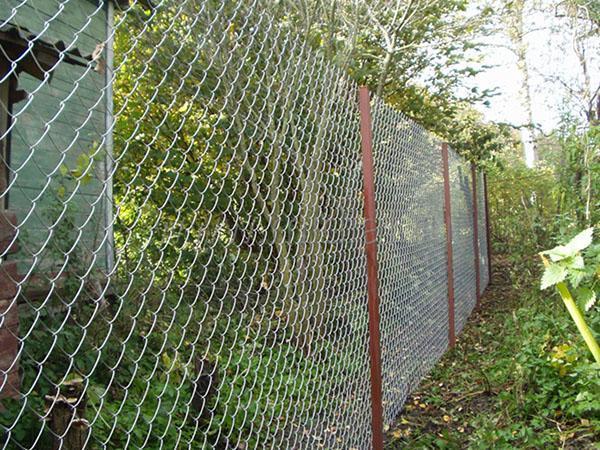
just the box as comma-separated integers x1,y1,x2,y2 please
506,0,537,166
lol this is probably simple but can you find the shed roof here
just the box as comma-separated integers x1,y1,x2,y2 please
0,23,93,81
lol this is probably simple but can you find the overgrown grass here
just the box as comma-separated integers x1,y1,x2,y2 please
386,256,600,449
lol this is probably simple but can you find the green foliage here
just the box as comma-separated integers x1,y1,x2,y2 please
539,228,600,365
441,104,520,163
2,0,560,447
563,0,600,29
387,264,600,449
488,165,558,257
488,122,599,258
541,227,599,312
289,0,512,164
540,228,595,291
552,124,600,227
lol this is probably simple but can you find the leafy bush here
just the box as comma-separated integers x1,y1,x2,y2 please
540,227,600,363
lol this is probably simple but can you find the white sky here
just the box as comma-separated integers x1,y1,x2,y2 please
468,2,600,133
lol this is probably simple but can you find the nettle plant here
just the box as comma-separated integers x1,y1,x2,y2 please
540,227,600,364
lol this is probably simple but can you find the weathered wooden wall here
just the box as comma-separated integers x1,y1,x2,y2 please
0,0,112,403
3,0,110,276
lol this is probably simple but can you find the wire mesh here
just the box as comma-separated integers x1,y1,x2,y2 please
0,1,373,448
477,172,490,292
371,97,448,426
448,149,477,335
0,1,489,448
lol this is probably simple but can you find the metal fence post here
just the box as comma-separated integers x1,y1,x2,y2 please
483,172,492,283
471,163,481,306
441,143,455,347
358,86,384,450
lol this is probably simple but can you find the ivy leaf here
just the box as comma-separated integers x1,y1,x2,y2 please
541,264,567,290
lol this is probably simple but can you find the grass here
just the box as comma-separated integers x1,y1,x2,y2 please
385,255,600,449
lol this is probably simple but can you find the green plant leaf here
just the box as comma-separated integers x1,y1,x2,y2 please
541,264,567,290
577,288,597,312
571,255,585,269
542,245,572,262
542,227,594,262
566,227,594,253
568,269,585,288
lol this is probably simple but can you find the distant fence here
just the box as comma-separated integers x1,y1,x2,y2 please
0,1,489,449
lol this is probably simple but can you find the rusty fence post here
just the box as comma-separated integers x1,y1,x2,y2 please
441,144,455,347
471,163,481,306
483,173,492,284
358,86,384,450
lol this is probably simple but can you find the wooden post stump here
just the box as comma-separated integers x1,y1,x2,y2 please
0,212,20,402
45,378,89,450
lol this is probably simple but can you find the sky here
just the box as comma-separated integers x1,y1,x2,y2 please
468,2,600,134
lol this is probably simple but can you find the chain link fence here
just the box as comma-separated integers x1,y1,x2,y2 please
477,171,491,291
0,1,489,448
371,98,449,426
449,150,478,335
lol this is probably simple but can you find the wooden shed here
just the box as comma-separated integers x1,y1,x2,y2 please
0,0,139,401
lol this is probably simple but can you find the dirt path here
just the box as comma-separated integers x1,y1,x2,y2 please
384,260,512,447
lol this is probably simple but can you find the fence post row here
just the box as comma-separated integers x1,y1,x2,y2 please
483,173,492,283
357,86,384,450
357,90,490,447
441,143,456,347
471,163,481,306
